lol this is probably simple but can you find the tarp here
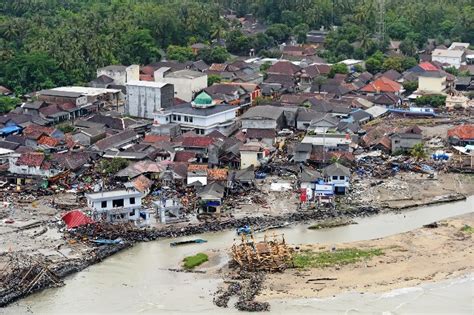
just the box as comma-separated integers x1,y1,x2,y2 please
300,189,307,202
62,210,94,229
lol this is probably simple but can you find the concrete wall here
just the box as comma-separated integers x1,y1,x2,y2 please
241,118,277,130
432,56,462,69
8,159,61,178
97,69,127,85
297,120,311,130
154,109,237,135
391,136,422,153
89,195,142,211
126,65,140,82
187,175,207,186
418,76,446,93
240,151,262,169
155,75,208,102
325,175,349,188
126,84,174,119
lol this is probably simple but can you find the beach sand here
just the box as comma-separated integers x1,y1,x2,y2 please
259,213,474,300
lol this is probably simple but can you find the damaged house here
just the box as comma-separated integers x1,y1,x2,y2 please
322,162,351,194
8,152,63,179
86,189,150,226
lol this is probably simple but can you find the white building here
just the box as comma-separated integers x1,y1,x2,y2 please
153,92,237,136
126,81,174,119
431,49,465,69
8,153,63,178
417,71,447,94
86,189,149,225
154,67,207,102
301,133,352,150
322,163,351,194
97,65,140,85
239,141,270,169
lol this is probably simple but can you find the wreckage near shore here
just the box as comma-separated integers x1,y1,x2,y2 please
231,233,293,272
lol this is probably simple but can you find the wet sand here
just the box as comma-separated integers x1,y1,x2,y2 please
260,213,474,300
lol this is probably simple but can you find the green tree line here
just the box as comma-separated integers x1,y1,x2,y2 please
1,0,472,94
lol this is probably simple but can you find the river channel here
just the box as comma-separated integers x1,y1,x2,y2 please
5,196,474,314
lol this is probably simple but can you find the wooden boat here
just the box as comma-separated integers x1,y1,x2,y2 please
170,239,207,247
90,238,123,245
254,222,290,233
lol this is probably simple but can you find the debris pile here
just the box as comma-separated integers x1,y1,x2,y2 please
0,253,64,306
214,272,269,312
231,233,293,272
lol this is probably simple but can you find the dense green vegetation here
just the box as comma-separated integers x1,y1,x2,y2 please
410,143,427,160
183,253,209,269
0,0,472,93
98,158,129,175
293,248,384,268
229,0,474,62
0,96,21,113
414,95,447,107
460,225,474,234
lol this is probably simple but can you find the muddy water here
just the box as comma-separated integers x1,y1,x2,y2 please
4,196,474,314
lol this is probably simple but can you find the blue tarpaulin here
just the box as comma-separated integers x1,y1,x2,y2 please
0,125,22,136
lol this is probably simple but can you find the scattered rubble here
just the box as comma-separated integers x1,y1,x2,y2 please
214,272,269,312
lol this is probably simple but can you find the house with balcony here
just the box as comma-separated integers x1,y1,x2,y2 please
153,92,238,136
86,189,149,226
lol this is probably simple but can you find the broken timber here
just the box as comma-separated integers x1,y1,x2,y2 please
231,233,292,272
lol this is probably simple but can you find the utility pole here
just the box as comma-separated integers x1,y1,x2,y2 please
376,0,386,44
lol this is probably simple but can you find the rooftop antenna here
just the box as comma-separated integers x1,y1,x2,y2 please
376,0,386,43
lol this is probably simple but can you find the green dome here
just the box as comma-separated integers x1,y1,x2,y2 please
193,92,213,106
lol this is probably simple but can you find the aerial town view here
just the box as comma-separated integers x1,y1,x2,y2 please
0,0,473,314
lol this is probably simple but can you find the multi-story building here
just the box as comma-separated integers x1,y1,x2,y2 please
86,189,150,225
154,67,207,102
153,92,237,136
126,81,174,119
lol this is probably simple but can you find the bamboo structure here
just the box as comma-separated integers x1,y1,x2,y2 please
231,233,292,272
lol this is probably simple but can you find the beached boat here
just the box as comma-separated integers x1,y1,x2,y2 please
170,239,207,247
90,238,123,245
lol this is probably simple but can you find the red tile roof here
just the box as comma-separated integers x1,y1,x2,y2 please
267,61,301,76
361,77,402,93
23,125,54,140
448,124,474,140
59,102,78,111
144,134,171,143
174,151,197,162
419,62,439,71
64,135,76,149
141,66,155,75
188,164,208,171
140,74,154,81
16,152,45,167
207,168,228,181
209,63,227,72
131,175,153,193
181,136,214,148
37,135,61,147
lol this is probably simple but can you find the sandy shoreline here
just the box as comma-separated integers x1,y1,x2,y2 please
259,213,474,300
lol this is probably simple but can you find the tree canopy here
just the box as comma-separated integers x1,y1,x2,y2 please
0,0,472,93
